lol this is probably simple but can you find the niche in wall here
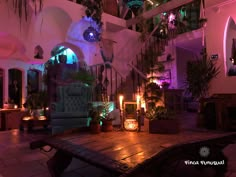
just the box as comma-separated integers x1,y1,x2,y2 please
27,69,40,95
225,17,236,76
34,45,44,59
228,38,236,76
8,69,22,107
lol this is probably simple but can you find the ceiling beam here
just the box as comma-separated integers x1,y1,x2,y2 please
121,6,129,19
126,0,194,27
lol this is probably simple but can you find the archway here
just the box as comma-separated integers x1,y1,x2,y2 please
50,42,85,65
224,16,236,76
8,69,22,107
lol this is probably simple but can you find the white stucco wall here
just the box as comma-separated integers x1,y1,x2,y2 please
205,1,236,95
0,0,142,106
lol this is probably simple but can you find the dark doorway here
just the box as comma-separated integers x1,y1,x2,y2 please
8,69,22,107
0,69,3,108
27,69,39,95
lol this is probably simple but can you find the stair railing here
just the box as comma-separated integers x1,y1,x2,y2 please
89,62,125,104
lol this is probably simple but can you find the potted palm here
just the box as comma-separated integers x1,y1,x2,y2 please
185,49,220,101
185,49,220,128
146,106,179,134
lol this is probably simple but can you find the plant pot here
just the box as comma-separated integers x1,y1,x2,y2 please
90,122,101,134
149,119,180,134
101,120,113,132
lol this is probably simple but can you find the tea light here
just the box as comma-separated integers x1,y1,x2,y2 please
136,95,141,110
23,116,32,121
119,95,124,110
38,116,46,120
14,105,18,109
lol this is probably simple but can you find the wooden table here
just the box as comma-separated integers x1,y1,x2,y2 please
0,108,21,130
30,130,236,177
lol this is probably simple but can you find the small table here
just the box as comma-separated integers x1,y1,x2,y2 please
0,108,21,131
21,116,49,131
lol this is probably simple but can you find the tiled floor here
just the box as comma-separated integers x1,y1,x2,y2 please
0,111,235,177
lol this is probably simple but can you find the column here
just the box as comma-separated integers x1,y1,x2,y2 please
22,70,27,106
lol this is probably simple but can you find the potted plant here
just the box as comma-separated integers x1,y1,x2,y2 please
100,101,115,132
185,48,220,127
143,82,162,110
146,106,179,134
24,90,48,118
69,69,95,86
186,49,219,127
185,49,220,101
89,106,103,134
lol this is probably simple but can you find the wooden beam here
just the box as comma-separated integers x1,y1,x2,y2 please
121,6,129,19
126,0,194,27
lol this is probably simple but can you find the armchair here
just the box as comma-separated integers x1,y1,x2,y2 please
50,82,92,134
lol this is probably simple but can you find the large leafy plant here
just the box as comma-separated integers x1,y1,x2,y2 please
185,50,220,100
25,90,48,110
146,106,171,120
69,69,95,86
6,0,43,22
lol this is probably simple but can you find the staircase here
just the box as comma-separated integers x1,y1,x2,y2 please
89,35,171,104
87,0,204,105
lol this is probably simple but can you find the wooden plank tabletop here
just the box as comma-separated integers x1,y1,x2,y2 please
44,130,235,174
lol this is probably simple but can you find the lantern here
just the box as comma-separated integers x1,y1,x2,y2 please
83,26,100,42
124,119,138,131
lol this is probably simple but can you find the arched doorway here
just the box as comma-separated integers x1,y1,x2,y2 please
0,69,3,108
50,44,81,65
8,69,22,107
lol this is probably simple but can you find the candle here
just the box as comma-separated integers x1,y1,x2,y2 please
119,95,124,110
136,95,141,110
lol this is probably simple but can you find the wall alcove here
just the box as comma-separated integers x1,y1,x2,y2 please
225,17,236,76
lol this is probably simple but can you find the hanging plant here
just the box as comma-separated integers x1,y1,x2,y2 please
6,0,43,23
80,0,103,26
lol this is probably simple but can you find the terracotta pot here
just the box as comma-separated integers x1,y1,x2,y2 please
90,123,101,134
101,120,113,132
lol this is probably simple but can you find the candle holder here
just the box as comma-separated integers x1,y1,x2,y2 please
119,94,124,131
136,109,141,132
120,109,124,131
